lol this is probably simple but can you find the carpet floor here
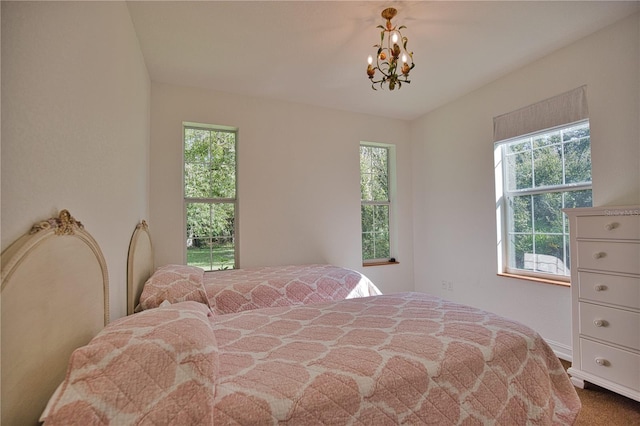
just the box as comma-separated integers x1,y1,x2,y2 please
560,359,640,425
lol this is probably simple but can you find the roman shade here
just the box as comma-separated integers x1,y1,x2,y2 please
493,85,589,143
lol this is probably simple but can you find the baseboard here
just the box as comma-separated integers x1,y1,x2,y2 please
544,338,572,362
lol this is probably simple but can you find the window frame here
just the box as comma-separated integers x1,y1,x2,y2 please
495,119,592,283
183,122,239,271
360,142,396,265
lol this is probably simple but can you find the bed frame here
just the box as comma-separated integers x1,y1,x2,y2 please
1,210,109,425
127,220,154,315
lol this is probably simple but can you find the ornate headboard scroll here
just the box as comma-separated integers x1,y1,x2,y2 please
1,209,109,425
29,208,84,236
127,220,154,315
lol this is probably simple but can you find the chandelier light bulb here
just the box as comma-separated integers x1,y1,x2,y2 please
368,55,373,65
392,32,398,43
402,54,407,64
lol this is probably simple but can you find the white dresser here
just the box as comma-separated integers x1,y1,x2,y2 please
563,205,640,402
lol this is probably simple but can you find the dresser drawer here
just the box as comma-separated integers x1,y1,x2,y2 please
580,338,640,391
579,302,640,350
577,241,640,275
579,272,640,309
576,214,640,240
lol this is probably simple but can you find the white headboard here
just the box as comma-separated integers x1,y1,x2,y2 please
1,209,109,425
127,220,154,315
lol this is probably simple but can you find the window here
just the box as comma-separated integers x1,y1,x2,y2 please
184,123,237,271
360,143,394,263
495,121,592,281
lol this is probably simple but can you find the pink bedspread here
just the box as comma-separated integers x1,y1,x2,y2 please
202,264,381,314
43,294,581,425
211,292,580,424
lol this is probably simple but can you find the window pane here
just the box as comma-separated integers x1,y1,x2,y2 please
185,128,236,198
564,138,591,184
211,132,236,198
532,130,561,148
213,131,236,156
374,231,390,259
361,203,390,260
185,163,211,198
533,192,562,233
361,172,372,200
362,232,374,260
361,204,374,234
361,204,376,260
563,124,590,142
187,238,212,269
374,205,390,234
533,145,562,187
360,146,388,201
506,139,531,154
186,202,212,238
211,237,235,270
564,189,593,209
360,146,371,175
371,175,388,201
211,164,236,198
186,202,235,271
533,234,566,275
372,205,390,259
505,150,532,191
511,234,533,270
184,128,210,163
508,195,531,233
371,150,388,200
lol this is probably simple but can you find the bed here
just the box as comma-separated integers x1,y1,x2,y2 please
41,295,581,424
128,222,381,315
37,220,581,424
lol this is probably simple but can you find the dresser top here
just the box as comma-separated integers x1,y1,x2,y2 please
563,205,640,218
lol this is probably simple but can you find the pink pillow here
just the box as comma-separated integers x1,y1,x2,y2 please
139,264,210,310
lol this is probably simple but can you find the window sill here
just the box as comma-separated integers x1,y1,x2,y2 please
497,272,570,287
363,261,399,267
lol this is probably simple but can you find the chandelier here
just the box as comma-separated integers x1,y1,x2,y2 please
367,7,415,90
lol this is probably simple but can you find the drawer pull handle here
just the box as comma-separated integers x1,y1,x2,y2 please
595,358,609,366
594,285,607,292
593,319,607,327
592,252,606,259
604,222,618,231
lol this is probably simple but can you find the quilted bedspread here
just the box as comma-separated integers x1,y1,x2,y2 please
42,293,581,425
211,292,580,425
202,264,381,314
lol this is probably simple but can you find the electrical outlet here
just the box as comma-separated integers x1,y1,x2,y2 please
441,280,448,290
447,281,454,291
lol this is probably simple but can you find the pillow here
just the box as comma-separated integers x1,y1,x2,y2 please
138,264,210,310
41,301,218,425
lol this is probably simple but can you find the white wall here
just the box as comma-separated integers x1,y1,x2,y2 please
411,13,640,358
149,82,414,294
1,2,150,320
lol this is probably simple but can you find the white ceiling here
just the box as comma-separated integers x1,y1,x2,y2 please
126,1,639,121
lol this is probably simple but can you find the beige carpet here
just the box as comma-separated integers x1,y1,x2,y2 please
560,359,640,425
